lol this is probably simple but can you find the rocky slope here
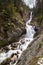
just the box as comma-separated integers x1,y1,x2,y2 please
17,31,43,65
31,0,43,31
0,0,30,47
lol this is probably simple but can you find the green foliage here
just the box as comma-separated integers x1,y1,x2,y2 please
0,0,26,47
0,40,8,47
38,42,42,49
0,0,18,39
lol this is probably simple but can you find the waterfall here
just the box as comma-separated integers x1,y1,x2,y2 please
26,12,35,38
23,0,36,8
23,0,36,40
0,0,36,65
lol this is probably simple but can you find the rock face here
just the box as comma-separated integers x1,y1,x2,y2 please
0,0,30,47
31,0,43,30
17,32,43,65
30,0,43,37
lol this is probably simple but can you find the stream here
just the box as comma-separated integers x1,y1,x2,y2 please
0,0,36,65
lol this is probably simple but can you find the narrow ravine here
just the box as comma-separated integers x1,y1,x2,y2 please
0,0,36,65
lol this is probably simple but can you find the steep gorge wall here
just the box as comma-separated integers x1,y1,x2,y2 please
0,0,30,47
31,0,43,30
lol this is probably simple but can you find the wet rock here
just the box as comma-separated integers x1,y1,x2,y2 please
20,38,25,44
7,45,12,50
34,26,40,38
1,45,12,52
11,53,18,64
11,42,19,49
11,55,17,62
21,28,26,35
34,26,39,32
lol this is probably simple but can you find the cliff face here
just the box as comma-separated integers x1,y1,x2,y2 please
31,0,43,31
0,0,30,47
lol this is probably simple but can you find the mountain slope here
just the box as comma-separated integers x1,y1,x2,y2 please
0,0,30,47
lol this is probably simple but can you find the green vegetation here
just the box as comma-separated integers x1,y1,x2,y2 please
0,0,29,47
0,40,8,47
38,42,42,49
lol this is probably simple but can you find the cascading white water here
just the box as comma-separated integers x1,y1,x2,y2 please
23,0,36,8
0,0,36,65
26,12,35,38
